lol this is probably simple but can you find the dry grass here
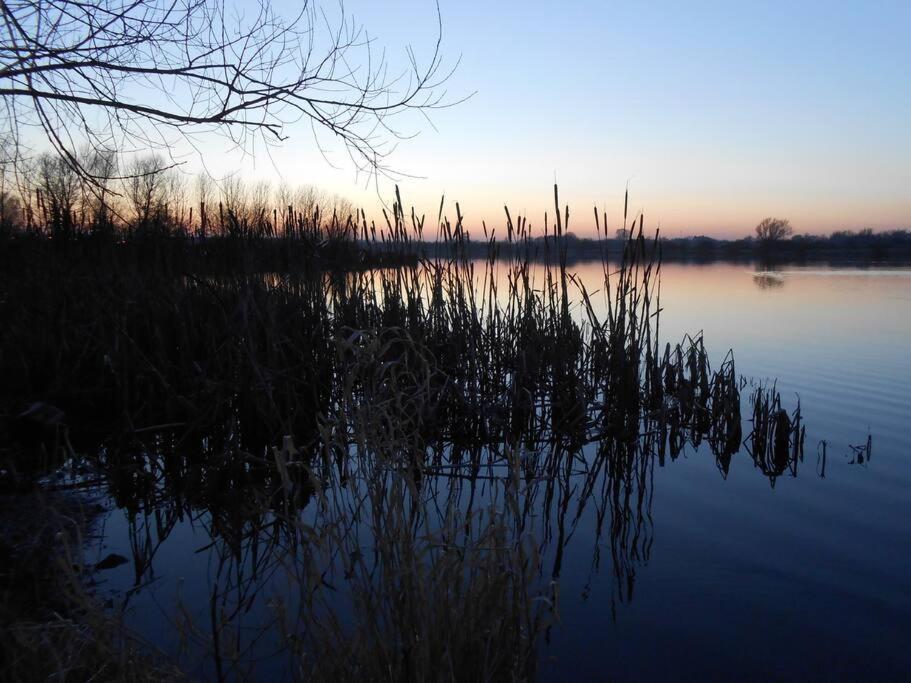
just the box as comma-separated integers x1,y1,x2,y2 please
0,489,183,681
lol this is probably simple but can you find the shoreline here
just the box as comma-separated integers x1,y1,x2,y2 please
0,479,180,681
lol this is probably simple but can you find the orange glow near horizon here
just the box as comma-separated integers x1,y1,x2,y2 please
337,186,911,241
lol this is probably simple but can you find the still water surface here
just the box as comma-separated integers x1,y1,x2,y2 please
543,262,911,681
91,262,911,681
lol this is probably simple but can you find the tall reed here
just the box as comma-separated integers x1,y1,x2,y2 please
0,185,809,679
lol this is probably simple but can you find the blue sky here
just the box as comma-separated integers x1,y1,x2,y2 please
211,0,911,237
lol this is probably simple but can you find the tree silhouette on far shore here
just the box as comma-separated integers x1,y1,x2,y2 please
755,217,793,243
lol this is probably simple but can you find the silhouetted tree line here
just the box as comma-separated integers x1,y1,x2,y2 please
0,147,433,273
3,150,906,268
421,227,911,264
0,148,358,239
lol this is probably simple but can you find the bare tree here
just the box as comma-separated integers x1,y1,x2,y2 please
248,179,272,233
220,175,246,219
194,171,214,236
0,175,20,229
755,217,793,243
162,164,187,229
0,134,21,229
0,0,455,181
80,147,118,232
35,151,80,236
124,154,170,231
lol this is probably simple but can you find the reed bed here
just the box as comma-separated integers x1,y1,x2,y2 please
0,185,808,680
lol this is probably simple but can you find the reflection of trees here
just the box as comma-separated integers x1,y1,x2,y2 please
753,272,785,290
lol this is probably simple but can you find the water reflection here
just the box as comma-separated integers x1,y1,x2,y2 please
752,271,785,290
77,256,911,680
93,371,812,679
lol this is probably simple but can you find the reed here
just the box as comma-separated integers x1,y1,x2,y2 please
745,383,806,484
0,184,809,679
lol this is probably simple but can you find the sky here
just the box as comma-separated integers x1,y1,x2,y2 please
201,0,911,238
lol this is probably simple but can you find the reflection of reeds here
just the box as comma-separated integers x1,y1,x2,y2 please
708,353,743,476
1,187,810,677
848,433,872,465
286,442,547,681
746,384,806,484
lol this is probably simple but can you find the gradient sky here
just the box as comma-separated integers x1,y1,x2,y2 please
202,0,910,238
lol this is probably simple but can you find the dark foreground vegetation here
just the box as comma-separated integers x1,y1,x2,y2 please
0,488,181,680
1,183,811,680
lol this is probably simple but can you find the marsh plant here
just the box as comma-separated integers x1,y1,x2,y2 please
0,185,808,680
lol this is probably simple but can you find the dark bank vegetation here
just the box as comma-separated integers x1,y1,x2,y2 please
0,487,181,681
0,149,423,273
0,179,812,679
3,151,909,274
420,228,911,264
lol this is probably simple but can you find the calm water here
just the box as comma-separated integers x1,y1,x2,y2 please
88,262,911,681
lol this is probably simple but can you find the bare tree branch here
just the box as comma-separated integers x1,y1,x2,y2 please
0,0,457,182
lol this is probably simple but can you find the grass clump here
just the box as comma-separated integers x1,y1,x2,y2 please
0,489,182,681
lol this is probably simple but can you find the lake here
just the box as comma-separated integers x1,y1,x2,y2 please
84,261,911,681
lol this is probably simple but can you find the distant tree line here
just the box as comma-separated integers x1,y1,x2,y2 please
421,226,911,264
0,147,358,241
3,154,908,267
